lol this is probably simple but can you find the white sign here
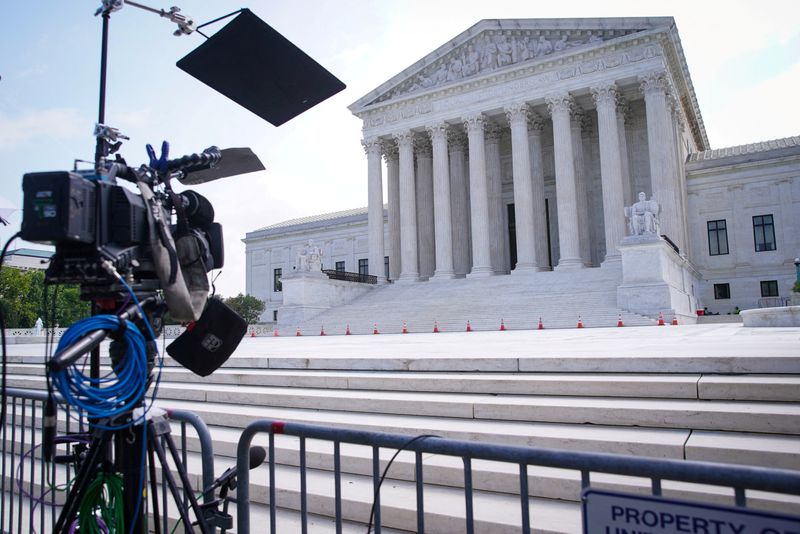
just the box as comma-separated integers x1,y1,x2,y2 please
583,490,800,534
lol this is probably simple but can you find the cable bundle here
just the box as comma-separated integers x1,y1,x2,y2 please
51,315,150,427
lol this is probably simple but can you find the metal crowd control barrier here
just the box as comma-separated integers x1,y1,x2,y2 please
237,419,800,534
1,387,214,533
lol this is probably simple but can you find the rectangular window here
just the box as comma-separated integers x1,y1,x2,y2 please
760,280,779,297
753,214,776,252
707,220,729,256
273,268,282,292
358,258,369,276
384,256,390,279
272,310,278,322
714,283,730,300
335,261,345,272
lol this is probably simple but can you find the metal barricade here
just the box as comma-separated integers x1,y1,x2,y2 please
237,419,800,534
1,387,214,533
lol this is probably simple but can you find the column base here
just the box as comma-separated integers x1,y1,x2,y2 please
554,258,586,271
511,264,537,275
396,272,420,283
467,266,495,278
431,270,457,281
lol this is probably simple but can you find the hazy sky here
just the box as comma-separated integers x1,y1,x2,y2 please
1,1,798,297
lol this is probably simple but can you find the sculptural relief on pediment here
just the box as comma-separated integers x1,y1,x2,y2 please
370,29,640,105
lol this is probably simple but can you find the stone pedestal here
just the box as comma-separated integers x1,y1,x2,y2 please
278,272,374,329
617,236,700,323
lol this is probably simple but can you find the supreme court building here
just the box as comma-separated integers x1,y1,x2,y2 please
244,17,800,324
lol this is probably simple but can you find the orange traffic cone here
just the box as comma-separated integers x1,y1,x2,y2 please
320,325,326,336
250,329,256,337
577,315,584,329
433,320,439,333
658,312,665,326
296,327,302,336
466,320,472,332
617,314,624,327
373,323,380,335
273,328,279,337
345,324,351,335
537,317,544,330
671,316,678,326
402,321,408,334
499,319,506,331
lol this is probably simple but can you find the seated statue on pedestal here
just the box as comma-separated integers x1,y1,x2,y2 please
296,239,323,272
624,192,660,236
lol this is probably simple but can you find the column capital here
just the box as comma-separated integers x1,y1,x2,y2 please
570,106,591,134
382,139,399,162
361,136,382,156
638,71,670,97
447,128,468,151
527,113,545,132
413,134,433,157
590,82,620,109
504,102,530,125
485,121,503,142
425,122,449,141
545,93,575,116
392,130,414,148
463,113,486,133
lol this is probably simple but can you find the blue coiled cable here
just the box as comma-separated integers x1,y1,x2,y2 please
51,315,149,429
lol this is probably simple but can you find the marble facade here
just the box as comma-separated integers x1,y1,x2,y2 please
243,17,800,322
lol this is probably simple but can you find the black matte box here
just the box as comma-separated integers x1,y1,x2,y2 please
177,9,346,126
167,297,247,377
22,171,96,244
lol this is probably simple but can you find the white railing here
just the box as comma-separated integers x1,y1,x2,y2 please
4,324,274,339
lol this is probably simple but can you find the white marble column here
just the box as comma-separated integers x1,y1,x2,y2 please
546,94,584,270
528,115,549,270
448,129,471,276
415,135,435,279
394,131,419,282
505,103,536,272
363,137,386,283
640,71,683,251
616,99,633,208
383,141,401,280
463,113,494,277
485,121,507,273
592,82,626,264
570,109,592,266
428,122,456,279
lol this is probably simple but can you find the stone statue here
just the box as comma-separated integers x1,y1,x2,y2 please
296,239,323,272
534,36,553,57
496,36,513,67
553,35,568,52
34,317,43,336
624,192,661,236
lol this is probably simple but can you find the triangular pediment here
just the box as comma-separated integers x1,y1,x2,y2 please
349,17,673,112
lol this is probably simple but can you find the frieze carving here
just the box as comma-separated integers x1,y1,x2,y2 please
359,41,662,134
373,29,630,104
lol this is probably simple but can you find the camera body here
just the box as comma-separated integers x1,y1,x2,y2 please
21,167,223,295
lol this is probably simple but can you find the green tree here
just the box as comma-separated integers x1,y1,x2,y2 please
0,268,89,328
222,293,266,324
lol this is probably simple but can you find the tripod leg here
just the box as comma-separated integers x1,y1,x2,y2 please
160,430,214,534
148,445,162,534
53,431,110,534
148,431,199,533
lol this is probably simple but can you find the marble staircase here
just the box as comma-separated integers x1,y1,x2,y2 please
4,325,800,532
291,265,660,335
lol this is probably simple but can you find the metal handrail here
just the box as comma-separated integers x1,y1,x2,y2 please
322,269,377,284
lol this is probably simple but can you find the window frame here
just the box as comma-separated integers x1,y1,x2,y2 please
706,219,729,256
760,280,779,298
713,283,730,300
358,258,369,276
752,214,776,252
335,261,345,272
273,267,282,292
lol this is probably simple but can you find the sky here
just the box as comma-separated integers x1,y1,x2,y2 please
1,1,798,298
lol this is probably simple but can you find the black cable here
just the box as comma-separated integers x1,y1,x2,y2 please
0,231,23,428
366,434,439,534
